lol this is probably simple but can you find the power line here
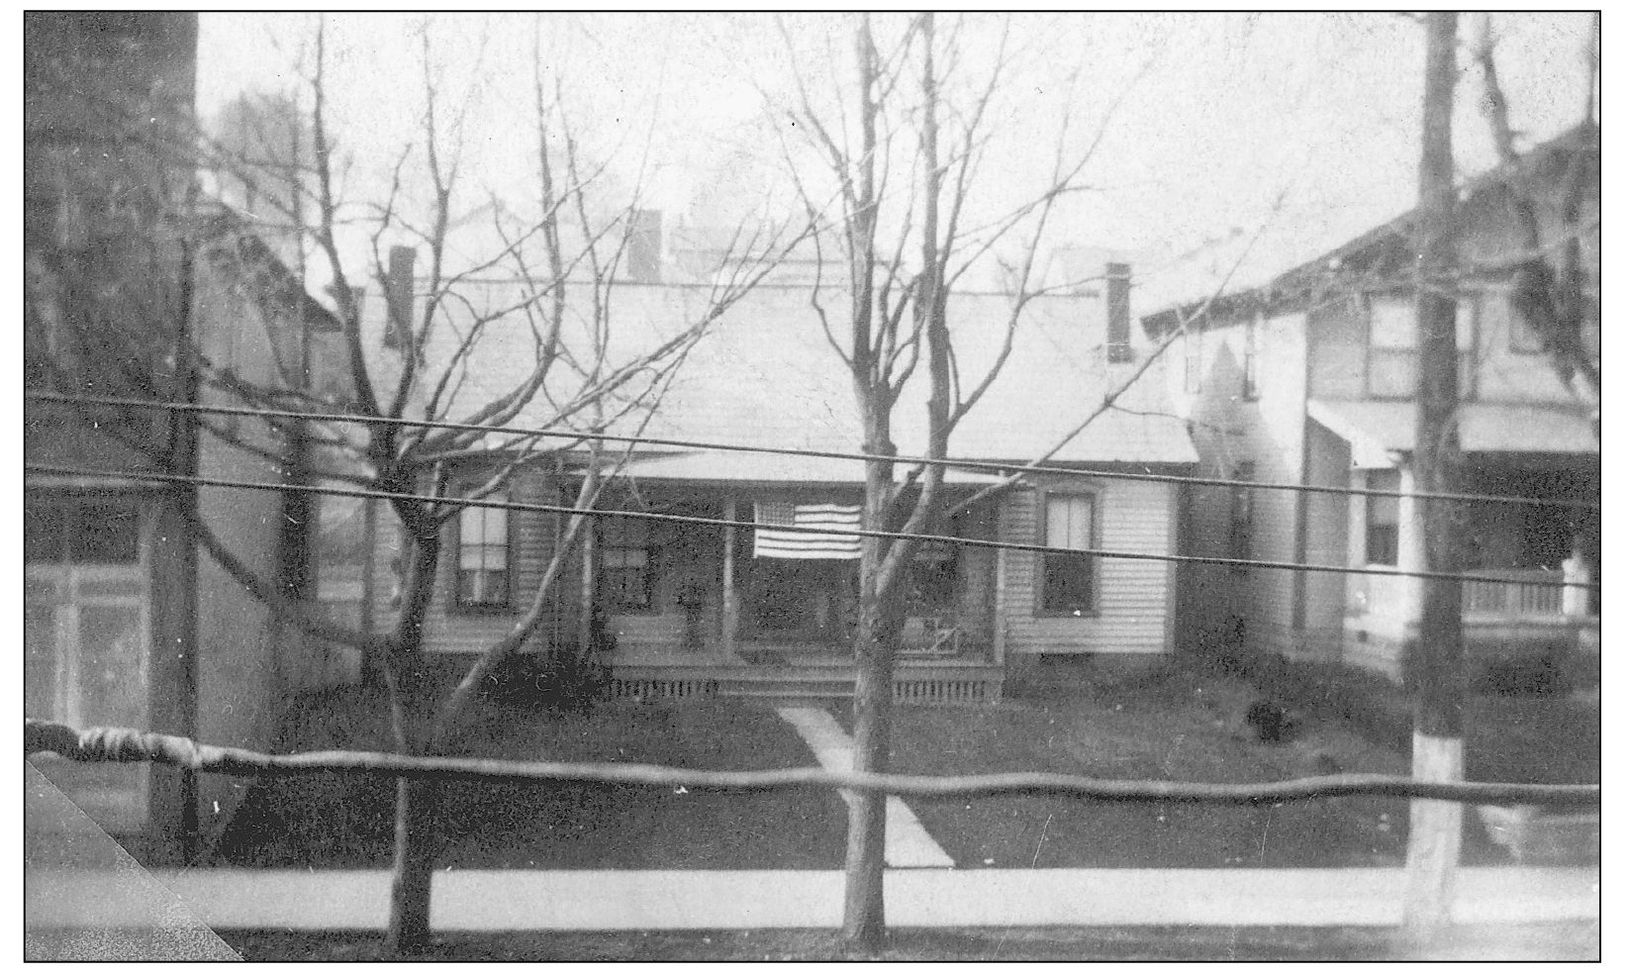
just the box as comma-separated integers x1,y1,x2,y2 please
25,390,1600,512
24,461,1600,593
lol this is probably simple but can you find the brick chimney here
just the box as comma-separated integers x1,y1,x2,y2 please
627,209,662,283
382,245,415,349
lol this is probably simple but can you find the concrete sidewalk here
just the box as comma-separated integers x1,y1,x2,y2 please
26,866,1599,932
776,706,955,868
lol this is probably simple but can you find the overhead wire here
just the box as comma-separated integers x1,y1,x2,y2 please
24,461,1601,593
25,390,1602,512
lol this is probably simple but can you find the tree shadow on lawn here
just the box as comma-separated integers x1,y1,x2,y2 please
213,688,847,871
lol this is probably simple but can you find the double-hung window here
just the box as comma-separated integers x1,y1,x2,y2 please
600,516,653,611
1040,493,1096,615
25,494,151,830
455,495,509,608
1365,469,1400,566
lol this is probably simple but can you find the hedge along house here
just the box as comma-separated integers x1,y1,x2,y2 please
354,234,1196,703
1141,126,1599,683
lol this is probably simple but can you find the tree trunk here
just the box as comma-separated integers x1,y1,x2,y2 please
1403,10,1465,944
386,776,439,955
843,408,900,949
843,545,897,949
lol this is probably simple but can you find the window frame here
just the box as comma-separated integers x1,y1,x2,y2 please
1364,469,1401,567
1035,488,1100,618
451,488,514,611
599,514,657,614
1242,315,1260,400
1228,461,1256,574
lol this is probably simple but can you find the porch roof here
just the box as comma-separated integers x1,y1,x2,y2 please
600,450,1005,485
1308,399,1598,465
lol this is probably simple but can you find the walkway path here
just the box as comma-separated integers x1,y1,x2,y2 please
27,866,1599,932
775,706,955,868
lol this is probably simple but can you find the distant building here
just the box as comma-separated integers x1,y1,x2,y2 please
25,13,351,862
1143,127,1600,683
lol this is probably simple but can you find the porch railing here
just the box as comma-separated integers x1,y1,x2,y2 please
1462,570,1567,619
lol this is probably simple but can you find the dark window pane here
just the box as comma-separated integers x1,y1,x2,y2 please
25,504,66,564
69,504,141,563
1042,552,1093,613
1366,525,1399,567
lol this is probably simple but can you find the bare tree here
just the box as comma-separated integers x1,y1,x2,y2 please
778,13,1143,947
27,16,798,954
1471,12,1600,425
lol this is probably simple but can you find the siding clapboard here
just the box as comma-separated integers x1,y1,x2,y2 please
998,477,1175,655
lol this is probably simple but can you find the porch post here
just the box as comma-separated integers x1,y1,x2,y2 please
722,499,739,659
1562,546,1590,618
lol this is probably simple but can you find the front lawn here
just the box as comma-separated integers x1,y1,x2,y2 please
838,662,1412,869
215,662,1440,871
214,688,849,870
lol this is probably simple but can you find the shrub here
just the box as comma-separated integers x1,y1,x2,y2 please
1477,653,1572,698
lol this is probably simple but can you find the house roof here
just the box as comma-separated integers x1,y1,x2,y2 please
1308,398,1597,466
390,277,1197,480
1139,123,1600,335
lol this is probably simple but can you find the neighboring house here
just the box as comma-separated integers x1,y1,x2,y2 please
25,13,348,862
359,241,1195,703
1142,127,1600,682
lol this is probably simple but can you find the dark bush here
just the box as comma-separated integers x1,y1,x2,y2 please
1477,653,1572,698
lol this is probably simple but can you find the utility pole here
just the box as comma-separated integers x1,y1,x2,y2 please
1403,10,1465,943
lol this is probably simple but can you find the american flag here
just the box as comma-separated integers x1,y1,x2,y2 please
753,501,862,559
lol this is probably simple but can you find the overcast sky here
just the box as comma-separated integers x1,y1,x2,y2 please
197,12,1598,307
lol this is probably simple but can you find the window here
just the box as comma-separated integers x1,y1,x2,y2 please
24,494,150,830
1242,315,1259,400
905,538,958,614
1365,469,1400,566
1366,296,1415,398
600,516,653,611
1229,462,1255,572
1105,262,1132,364
1367,294,1475,398
1040,493,1096,615
455,497,509,607
1184,331,1202,392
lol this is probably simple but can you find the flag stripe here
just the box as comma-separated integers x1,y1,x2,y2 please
754,501,862,559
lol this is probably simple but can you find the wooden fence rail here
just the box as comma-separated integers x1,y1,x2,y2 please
24,719,1600,808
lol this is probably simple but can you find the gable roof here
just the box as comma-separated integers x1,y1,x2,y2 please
376,277,1196,480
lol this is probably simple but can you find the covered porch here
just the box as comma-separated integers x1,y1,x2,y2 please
586,464,1000,677
1306,400,1598,677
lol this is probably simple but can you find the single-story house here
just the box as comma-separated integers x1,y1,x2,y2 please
356,247,1198,703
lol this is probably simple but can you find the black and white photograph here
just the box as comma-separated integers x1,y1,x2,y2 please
23,10,1600,961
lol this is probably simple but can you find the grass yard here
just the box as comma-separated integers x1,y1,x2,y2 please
837,661,1414,870
213,688,848,870
212,657,1596,873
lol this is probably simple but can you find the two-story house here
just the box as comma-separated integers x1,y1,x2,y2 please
1143,126,1600,683
25,13,353,863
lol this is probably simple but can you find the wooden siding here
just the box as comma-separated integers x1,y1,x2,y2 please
1177,312,1308,658
997,476,1176,655
412,470,575,657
